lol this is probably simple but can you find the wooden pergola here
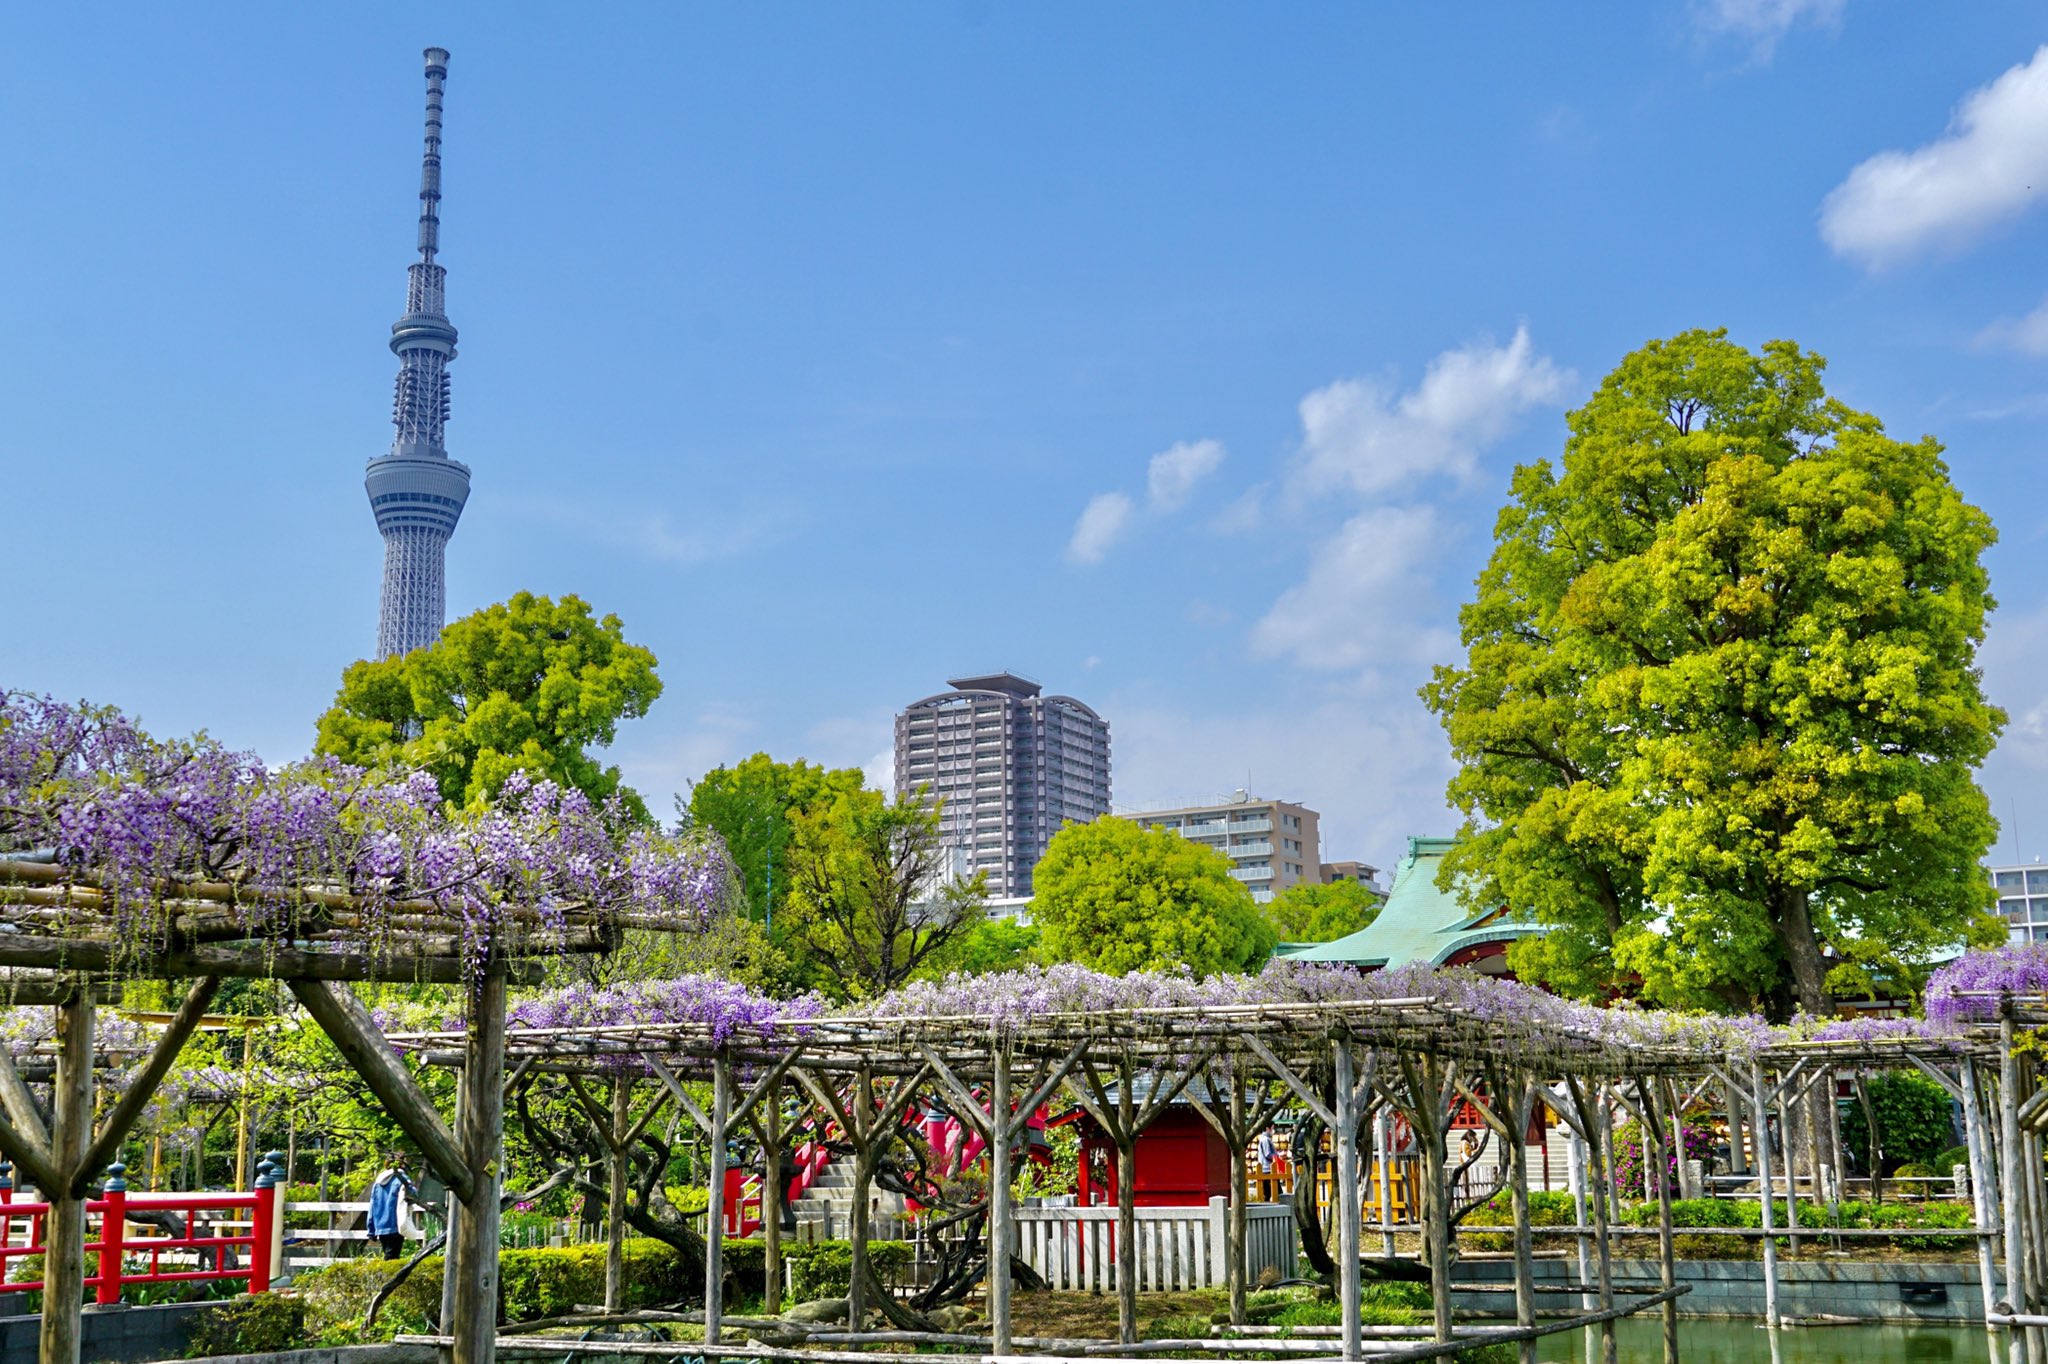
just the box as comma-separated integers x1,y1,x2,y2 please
0,854,694,1364
389,991,2017,1364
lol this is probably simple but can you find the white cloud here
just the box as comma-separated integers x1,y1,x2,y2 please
525,500,771,568
1251,506,1456,671
1210,484,1267,535
1978,293,2048,356
1694,0,1844,58
1066,492,1135,565
1109,685,1459,874
1981,598,2048,865
1820,45,2048,270
1146,439,1226,512
1292,325,1571,498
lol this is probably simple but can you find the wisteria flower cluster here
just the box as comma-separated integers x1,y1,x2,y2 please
860,958,1804,1067
1926,942,2048,1027
0,694,734,984
504,974,823,1045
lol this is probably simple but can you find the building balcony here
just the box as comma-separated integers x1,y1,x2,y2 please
1227,818,1272,834
1229,842,1273,858
1183,821,1227,838
1228,866,1272,882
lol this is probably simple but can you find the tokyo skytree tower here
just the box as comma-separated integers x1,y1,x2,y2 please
365,48,470,660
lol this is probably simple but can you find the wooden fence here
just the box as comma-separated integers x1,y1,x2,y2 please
1015,1198,1296,1293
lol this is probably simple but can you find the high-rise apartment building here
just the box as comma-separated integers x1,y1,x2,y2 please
366,48,471,660
1128,793,1321,903
1993,861,2048,944
895,672,1111,898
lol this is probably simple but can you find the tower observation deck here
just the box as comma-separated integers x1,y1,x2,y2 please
366,47,470,660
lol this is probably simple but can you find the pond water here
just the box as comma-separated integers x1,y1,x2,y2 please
1534,1317,1997,1363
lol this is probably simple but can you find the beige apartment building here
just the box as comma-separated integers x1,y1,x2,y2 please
1128,792,1321,902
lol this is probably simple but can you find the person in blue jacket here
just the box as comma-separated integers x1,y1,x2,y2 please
366,1158,420,1259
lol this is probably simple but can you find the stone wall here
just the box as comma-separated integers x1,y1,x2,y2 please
1452,1256,1993,1325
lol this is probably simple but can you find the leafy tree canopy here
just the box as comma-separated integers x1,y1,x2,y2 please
1424,330,2004,1018
315,593,662,822
683,754,865,926
1261,878,1385,944
781,787,985,999
1030,816,1276,976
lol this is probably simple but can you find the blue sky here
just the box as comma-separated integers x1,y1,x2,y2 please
6,3,2048,874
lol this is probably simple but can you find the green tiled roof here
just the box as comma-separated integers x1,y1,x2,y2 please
1276,836,1542,969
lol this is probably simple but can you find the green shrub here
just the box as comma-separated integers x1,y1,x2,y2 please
1933,1145,1972,1174
1841,1072,1958,1176
1462,1189,1579,1251
1893,1163,1936,1179
780,1240,912,1302
184,1293,305,1357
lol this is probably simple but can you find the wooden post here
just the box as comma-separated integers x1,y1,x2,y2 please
1333,1039,1363,1364
846,1066,876,1334
440,1069,464,1338
759,1086,786,1317
449,972,506,1364
1640,1079,1679,1364
1225,1072,1248,1327
2005,1015,2034,1364
606,1075,629,1313
1566,1122,1592,1315
705,1051,730,1346
1508,1084,1537,1364
1374,1108,1396,1259
1589,1085,1616,1364
989,1046,1015,1357
1962,1057,2005,1349
39,987,93,1364
1750,1063,1780,1332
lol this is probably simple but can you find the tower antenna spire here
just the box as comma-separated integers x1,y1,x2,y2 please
416,47,448,265
365,47,471,661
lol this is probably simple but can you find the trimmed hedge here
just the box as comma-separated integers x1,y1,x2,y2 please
285,1235,915,1349
1463,1194,1975,1259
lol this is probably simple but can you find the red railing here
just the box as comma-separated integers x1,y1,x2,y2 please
0,1164,279,1304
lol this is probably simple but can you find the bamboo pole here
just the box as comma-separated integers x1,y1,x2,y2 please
1374,1107,1396,1259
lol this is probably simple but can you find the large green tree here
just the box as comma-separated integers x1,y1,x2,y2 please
1031,817,1276,975
682,754,865,926
1261,878,1384,944
1424,330,2004,1017
315,592,662,821
781,788,986,999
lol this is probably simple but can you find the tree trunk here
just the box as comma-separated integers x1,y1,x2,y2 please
1777,888,1832,1017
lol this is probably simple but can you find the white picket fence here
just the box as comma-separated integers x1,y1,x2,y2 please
1016,1198,1296,1292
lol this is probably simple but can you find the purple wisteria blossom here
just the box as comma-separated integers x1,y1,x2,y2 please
0,694,734,983
1926,943,2048,1026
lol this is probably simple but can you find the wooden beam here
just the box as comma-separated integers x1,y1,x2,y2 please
73,975,220,1194
288,979,472,1203
0,936,544,985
